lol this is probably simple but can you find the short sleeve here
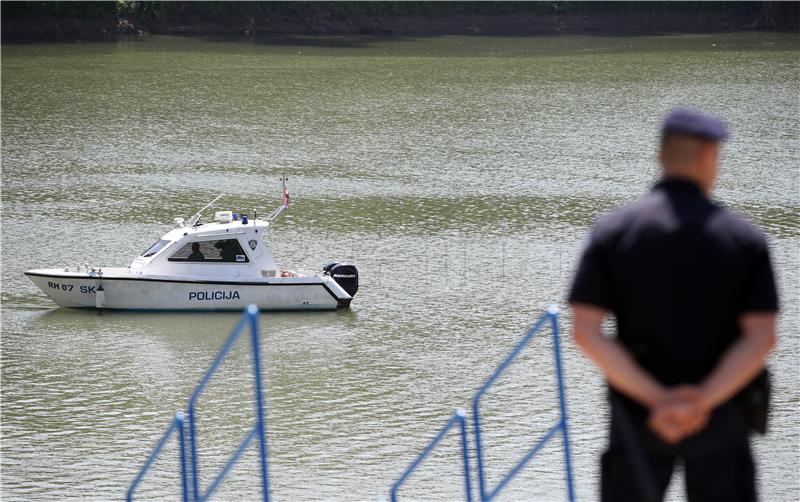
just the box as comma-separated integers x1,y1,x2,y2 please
740,239,779,313
568,226,614,310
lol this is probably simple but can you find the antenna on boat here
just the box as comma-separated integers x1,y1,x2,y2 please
187,194,223,227
265,174,289,224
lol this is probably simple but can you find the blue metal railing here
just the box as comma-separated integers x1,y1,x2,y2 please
129,305,574,501
473,306,575,502
390,409,473,502
390,306,575,502
127,305,270,502
126,412,190,502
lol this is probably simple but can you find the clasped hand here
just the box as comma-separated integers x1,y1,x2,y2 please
648,386,710,444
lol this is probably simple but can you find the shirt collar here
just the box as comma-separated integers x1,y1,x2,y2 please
653,177,705,196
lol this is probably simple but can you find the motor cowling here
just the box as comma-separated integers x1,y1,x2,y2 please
323,262,359,297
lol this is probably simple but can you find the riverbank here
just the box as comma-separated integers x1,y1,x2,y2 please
2,1,798,39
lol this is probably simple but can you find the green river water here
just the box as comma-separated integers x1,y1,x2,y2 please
1,34,798,501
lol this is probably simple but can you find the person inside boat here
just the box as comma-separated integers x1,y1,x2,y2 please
187,243,205,262
215,239,238,262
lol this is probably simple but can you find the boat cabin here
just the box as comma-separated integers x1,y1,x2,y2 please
129,213,278,279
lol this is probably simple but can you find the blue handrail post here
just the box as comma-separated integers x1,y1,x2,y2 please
472,398,486,501
549,307,576,502
471,308,575,501
247,305,271,501
390,409,473,502
176,412,190,502
188,403,200,501
185,314,251,500
457,410,473,502
129,306,272,501
126,411,190,502
472,313,550,501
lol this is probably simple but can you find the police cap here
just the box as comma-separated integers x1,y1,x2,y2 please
662,109,729,141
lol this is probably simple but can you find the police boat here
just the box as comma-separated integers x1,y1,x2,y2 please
25,178,359,311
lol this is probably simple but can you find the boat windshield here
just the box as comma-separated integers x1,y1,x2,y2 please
142,239,171,257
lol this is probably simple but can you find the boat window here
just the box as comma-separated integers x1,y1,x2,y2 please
141,239,171,258
168,239,249,263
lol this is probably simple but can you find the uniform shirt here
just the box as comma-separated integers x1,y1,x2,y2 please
569,178,778,385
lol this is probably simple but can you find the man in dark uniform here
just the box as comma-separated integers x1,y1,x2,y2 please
187,242,204,262
569,109,778,501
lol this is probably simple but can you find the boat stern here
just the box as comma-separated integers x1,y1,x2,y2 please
321,262,358,309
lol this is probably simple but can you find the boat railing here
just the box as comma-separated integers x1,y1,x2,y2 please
127,305,270,502
390,306,576,502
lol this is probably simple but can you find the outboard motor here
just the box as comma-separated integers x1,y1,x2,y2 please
323,262,359,297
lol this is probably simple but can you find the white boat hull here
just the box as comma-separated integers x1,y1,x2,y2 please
25,269,352,311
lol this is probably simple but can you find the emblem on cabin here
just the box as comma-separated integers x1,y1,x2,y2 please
248,240,258,250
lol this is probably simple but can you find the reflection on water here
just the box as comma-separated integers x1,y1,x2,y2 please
1,34,798,501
